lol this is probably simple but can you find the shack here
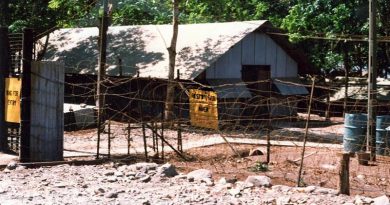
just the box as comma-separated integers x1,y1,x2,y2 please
39,21,313,123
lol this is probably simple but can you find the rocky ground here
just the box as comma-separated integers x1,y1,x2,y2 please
0,162,389,205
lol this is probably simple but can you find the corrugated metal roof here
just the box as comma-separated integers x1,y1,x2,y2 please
273,78,308,95
40,21,268,80
208,79,252,99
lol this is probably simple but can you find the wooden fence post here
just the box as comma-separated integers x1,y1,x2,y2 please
177,69,183,153
338,152,350,195
142,123,148,161
127,122,131,155
107,119,111,159
266,79,272,164
151,122,155,151
296,76,316,187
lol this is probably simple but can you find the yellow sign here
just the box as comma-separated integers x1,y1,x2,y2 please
189,89,218,130
5,78,21,123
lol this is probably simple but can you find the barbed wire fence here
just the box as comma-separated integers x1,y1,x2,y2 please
62,70,390,196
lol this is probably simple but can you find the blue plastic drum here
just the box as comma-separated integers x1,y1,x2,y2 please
344,113,367,152
376,115,390,156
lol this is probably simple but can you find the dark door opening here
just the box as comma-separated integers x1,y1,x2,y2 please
241,65,271,96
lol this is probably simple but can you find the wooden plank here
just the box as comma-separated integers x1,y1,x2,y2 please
254,33,266,65
286,55,297,77
338,153,350,195
214,43,243,79
206,63,216,79
265,36,277,77
241,33,255,65
228,43,242,78
276,46,287,77
215,52,229,78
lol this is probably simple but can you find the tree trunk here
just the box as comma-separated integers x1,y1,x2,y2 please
355,44,364,77
164,0,179,122
343,44,350,115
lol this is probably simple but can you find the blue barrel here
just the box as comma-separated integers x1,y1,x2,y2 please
344,113,367,152
376,115,390,156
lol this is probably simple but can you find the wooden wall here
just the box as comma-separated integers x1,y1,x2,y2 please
30,61,64,161
206,32,298,79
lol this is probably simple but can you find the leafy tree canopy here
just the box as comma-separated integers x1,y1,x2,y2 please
281,0,369,73
1,0,58,33
2,0,390,76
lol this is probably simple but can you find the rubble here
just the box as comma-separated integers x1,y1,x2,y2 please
0,162,387,204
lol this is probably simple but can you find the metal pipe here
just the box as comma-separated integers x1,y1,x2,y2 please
0,27,10,151
20,28,33,162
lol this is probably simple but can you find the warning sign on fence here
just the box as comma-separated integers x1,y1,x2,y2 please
189,89,218,130
5,78,21,123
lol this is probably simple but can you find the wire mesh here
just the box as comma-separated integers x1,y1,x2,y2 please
63,74,390,197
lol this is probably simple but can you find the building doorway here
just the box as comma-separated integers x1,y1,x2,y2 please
241,65,271,96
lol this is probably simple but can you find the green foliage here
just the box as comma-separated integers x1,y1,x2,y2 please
48,0,98,27
298,178,307,187
4,0,58,33
8,20,28,33
3,0,294,32
3,0,390,76
250,161,269,172
47,0,172,27
311,49,343,73
281,0,369,73
181,0,294,26
282,1,366,36
111,0,171,25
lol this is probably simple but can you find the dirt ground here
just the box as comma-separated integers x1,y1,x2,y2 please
167,144,390,198
3,114,388,199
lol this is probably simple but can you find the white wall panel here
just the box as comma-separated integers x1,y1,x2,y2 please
206,32,299,80
241,33,255,65
286,55,298,77
206,62,217,78
265,36,277,77
254,33,266,65
276,46,287,77
228,43,242,77
215,51,229,78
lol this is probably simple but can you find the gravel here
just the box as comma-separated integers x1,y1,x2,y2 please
0,162,388,205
